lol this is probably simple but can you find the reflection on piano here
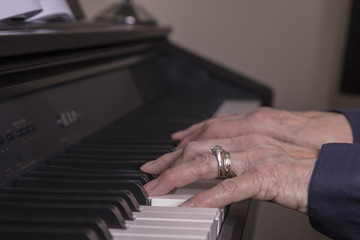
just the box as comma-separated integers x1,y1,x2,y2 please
0,15,272,240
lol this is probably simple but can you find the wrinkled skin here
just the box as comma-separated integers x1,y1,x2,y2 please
172,107,353,149
142,134,318,213
141,108,353,214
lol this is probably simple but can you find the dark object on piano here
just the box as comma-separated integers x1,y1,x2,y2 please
67,0,86,20
340,0,360,94
96,0,156,25
95,0,157,25
0,15,272,240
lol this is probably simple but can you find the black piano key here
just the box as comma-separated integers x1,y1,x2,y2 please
0,218,112,240
0,194,134,220
83,138,175,146
102,124,187,132
0,187,140,211
38,165,156,180
48,158,149,169
74,143,174,151
57,154,156,160
15,178,149,205
66,147,169,157
0,226,101,240
26,171,150,185
0,202,126,228
89,132,172,141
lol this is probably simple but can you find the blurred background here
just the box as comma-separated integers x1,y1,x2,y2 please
79,0,358,112
78,1,355,239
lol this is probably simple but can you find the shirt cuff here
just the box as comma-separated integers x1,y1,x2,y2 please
332,109,360,143
308,143,360,239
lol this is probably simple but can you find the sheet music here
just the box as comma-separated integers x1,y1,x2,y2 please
26,0,75,22
0,0,42,21
0,0,74,22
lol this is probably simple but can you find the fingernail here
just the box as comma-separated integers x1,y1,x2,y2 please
180,200,194,207
144,179,158,192
140,161,155,171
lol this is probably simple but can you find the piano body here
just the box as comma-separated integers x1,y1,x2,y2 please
0,20,272,240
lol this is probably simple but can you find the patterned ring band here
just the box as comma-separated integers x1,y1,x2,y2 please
223,150,231,178
211,145,231,179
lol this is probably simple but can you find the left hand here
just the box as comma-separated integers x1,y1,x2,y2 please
171,107,353,149
141,134,319,214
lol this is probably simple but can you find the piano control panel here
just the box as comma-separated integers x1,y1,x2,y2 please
0,68,143,187
56,110,82,128
0,118,38,153
1,121,37,144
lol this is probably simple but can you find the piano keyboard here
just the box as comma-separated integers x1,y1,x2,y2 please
0,93,228,240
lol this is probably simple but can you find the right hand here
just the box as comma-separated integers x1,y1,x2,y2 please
142,134,319,214
172,107,353,149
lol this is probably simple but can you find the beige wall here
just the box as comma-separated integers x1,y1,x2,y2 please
79,0,351,111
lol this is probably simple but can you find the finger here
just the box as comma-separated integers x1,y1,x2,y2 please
144,152,218,196
140,150,182,174
180,174,260,208
172,114,240,143
175,132,203,149
171,122,204,141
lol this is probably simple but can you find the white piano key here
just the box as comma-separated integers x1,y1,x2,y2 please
137,206,219,239
134,211,216,223
141,205,219,215
141,205,220,237
110,227,209,239
125,219,215,240
149,180,225,235
126,219,213,230
113,235,207,240
113,237,205,240
113,236,206,240
134,210,217,239
150,193,192,207
150,180,221,207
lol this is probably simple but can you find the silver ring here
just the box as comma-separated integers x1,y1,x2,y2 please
211,145,231,179
211,145,223,178
223,151,231,178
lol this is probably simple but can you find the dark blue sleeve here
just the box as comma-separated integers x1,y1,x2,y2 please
333,109,360,143
308,143,360,239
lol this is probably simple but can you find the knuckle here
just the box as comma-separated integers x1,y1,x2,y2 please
248,107,272,122
204,121,219,135
248,133,269,142
233,133,270,146
183,141,200,155
193,153,213,177
160,169,175,183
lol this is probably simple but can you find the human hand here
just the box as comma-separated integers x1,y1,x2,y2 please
172,107,353,149
141,134,319,214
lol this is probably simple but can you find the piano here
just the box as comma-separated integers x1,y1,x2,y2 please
0,13,272,240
